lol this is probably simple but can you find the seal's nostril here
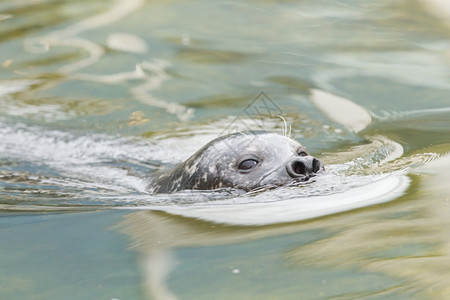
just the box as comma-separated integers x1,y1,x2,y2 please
292,161,306,175
312,158,321,173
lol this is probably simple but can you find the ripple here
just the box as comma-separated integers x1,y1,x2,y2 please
0,120,416,225
176,48,250,64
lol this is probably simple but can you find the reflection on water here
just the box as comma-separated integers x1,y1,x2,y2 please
1,0,450,299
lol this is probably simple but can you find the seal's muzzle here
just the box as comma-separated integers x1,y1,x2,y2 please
286,156,322,178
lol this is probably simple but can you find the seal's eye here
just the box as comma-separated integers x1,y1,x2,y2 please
238,159,258,172
298,150,308,157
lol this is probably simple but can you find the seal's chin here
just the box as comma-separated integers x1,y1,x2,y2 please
245,184,279,195
247,174,317,194
288,174,316,185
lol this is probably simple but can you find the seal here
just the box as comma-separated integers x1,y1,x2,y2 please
148,131,324,193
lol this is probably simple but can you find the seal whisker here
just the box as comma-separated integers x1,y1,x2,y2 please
277,115,287,137
246,184,278,195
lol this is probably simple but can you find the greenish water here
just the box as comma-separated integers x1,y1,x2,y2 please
1,0,450,299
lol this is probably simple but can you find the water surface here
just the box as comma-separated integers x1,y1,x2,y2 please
1,0,450,299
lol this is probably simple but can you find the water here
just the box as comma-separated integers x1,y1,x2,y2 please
1,0,450,299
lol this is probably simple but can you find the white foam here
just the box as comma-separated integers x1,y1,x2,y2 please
0,80,40,98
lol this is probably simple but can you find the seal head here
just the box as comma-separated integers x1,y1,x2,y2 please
149,131,324,193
